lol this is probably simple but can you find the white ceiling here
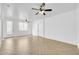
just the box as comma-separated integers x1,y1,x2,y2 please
0,3,78,21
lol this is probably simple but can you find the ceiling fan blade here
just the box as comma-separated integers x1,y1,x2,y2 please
43,13,46,15
32,8,40,10
35,12,39,15
44,9,52,11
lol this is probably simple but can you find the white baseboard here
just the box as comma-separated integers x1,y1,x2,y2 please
35,35,77,46
38,35,77,46
4,34,32,39
45,36,77,45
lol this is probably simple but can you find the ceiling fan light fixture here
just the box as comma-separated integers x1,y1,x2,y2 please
39,11,44,14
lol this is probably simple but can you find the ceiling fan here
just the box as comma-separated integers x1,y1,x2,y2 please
25,19,30,23
32,3,52,15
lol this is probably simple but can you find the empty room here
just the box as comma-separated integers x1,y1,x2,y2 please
0,3,79,55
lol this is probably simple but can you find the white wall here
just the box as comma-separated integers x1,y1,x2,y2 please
32,10,77,45
76,4,79,47
0,19,1,38
0,20,1,38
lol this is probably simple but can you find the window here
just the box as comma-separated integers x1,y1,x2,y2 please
7,21,13,34
19,22,28,31
23,22,28,31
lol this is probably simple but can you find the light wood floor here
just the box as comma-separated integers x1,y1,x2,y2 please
0,36,79,55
